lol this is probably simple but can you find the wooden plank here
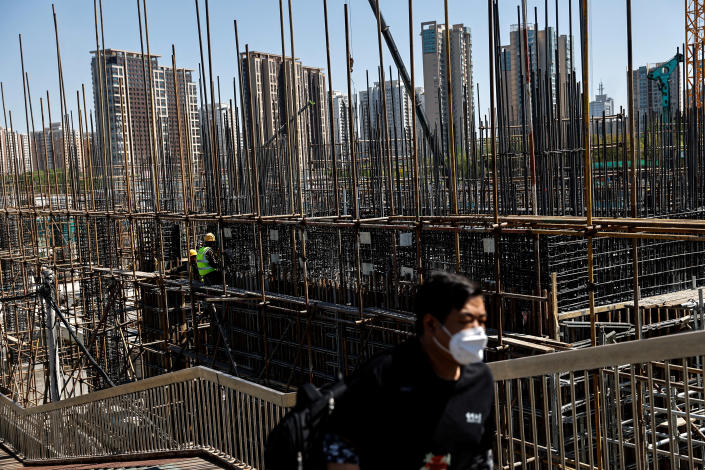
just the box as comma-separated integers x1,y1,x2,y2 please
560,287,703,320
487,334,556,353
5,334,19,344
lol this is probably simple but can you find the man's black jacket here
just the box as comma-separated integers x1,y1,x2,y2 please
327,338,495,469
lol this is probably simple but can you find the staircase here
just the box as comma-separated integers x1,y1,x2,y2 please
0,366,296,469
0,446,219,469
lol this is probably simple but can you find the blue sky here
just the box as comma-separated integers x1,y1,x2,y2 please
0,0,684,134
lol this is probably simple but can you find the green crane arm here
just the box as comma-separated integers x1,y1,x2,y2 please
646,53,683,112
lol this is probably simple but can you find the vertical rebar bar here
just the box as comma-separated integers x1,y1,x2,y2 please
488,0,503,345
626,0,641,340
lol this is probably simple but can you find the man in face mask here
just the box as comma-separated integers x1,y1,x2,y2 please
324,272,494,470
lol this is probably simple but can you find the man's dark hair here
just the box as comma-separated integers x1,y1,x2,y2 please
414,272,483,335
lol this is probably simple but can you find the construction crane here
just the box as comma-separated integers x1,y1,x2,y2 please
647,53,683,117
686,0,705,108
366,0,443,168
263,100,316,148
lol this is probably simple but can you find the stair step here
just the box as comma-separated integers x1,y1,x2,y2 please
0,447,224,469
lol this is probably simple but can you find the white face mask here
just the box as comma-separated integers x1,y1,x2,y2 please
433,324,487,365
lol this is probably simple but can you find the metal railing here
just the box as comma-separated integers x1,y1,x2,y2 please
2,332,705,469
490,330,705,469
0,366,296,469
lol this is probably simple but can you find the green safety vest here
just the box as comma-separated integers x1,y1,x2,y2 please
196,247,216,277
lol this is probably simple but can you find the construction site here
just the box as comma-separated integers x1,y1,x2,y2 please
0,0,705,468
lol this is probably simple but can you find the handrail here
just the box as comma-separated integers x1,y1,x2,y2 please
488,329,705,381
0,365,295,468
9,366,295,415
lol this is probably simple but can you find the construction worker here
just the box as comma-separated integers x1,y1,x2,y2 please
167,249,200,280
197,232,223,285
187,249,200,280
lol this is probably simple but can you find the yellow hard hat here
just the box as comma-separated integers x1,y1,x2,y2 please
189,249,198,257
204,232,216,242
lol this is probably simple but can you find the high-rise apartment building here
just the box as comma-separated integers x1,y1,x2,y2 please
1,127,14,175
155,65,201,164
200,103,236,157
200,102,240,201
91,49,200,209
240,51,328,152
0,127,9,175
630,61,681,122
17,133,31,174
359,80,413,143
416,87,425,114
421,22,474,152
330,91,350,147
32,121,83,172
499,25,572,126
0,127,30,176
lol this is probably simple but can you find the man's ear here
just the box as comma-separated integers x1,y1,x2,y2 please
423,313,437,334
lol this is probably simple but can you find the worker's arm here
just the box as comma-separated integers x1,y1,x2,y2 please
189,262,201,281
205,249,223,270
327,464,359,470
167,262,188,274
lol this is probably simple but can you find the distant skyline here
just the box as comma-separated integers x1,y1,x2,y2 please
0,0,685,134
